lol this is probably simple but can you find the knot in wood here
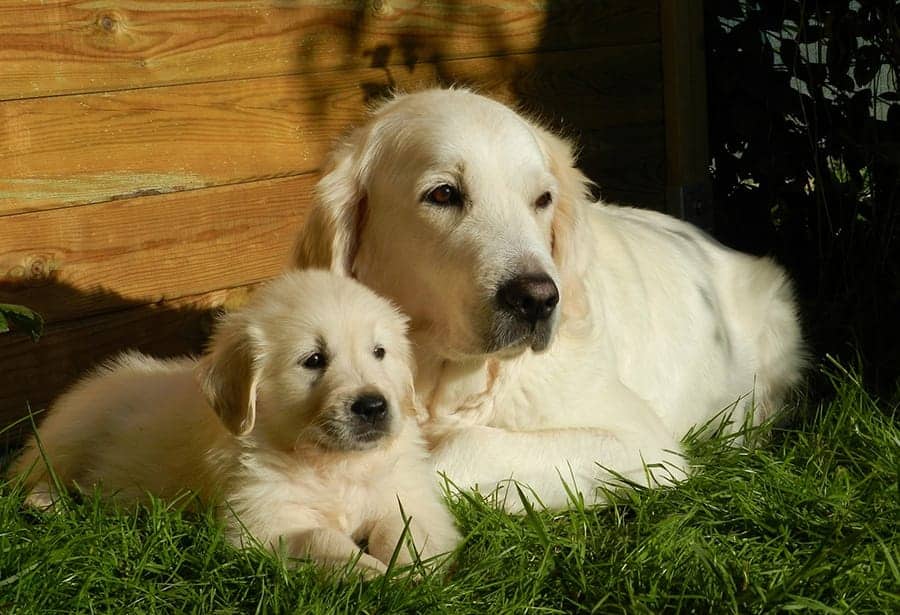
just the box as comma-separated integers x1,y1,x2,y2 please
27,256,55,281
98,13,119,33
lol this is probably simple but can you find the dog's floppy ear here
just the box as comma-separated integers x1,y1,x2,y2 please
533,125,593,321
292,131,371,276
532,128,591,262
195,315,260,436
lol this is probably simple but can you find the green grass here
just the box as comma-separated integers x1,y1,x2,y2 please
1,362,898,614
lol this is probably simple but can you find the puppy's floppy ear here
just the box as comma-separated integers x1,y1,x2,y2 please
195,315,260,436
292,130,371,276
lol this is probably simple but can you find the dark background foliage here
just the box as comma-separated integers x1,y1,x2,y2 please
705,0,900,399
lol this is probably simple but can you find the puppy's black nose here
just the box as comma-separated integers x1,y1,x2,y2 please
497,274,559,323
350,394,388,424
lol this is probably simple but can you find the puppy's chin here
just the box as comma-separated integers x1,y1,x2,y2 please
313,415,395,452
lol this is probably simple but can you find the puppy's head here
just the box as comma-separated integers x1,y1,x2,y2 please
293,88,591,361
196,270,413,452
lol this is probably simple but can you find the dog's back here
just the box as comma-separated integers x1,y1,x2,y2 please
593,204,805,434
9,352,231,508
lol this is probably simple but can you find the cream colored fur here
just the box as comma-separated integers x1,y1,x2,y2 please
9,270,459,576
292,88,805,511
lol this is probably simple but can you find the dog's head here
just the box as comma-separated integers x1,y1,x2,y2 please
195,270,414,451
293,88,592,361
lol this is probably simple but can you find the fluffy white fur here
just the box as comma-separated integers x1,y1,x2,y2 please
293,88,805,511
9,270,459,576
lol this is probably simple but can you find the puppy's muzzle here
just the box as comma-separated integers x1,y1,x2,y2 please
350,394,388,425
348,393,391,444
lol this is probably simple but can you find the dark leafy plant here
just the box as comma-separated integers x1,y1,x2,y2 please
705,0,900,397
0,303,44,342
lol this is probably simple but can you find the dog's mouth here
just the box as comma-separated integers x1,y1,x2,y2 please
350,426,391,445
482,272,559,355
315,404,394,452
485,312,556,355
317,420,392,451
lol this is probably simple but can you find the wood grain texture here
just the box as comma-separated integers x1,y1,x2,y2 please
0,285,257,445
0,0,674,444
0,175,311,325
0,125,662,333
0,0,659,101
1,45,663,215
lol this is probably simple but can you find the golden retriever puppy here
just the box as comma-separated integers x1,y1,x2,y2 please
9,270,459,576
293,88,805,511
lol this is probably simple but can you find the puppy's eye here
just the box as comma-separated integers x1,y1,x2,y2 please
301,352,327,370
373,346,386,360
535,191,553,209
424,184,463,207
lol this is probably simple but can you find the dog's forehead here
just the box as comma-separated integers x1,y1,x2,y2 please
379,97,547,172
311,303,398,340
441,112,541,162
252,273,407,352
288,299,401,339
443,116,543,167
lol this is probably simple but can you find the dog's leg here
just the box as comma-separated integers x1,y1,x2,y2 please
368,514,418,568
282,527,388,578
23,482,62,510
431,424,687,512
368,501,459,570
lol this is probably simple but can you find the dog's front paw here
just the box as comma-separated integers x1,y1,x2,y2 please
597,444,690,492
23,482,63,511
368,516,459,576
410,524,460,572
345,553,389,579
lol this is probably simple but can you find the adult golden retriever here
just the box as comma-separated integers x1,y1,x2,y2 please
294,88,804,510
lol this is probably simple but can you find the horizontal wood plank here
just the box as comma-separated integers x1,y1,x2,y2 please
0,176,311,325
0,285,257,446
1,44,663,215
0,0,658,101
0,132,663,332
579,122,665,208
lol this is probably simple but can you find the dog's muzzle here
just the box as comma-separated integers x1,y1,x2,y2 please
488,273,559,353
497,274,559,322
347,393,391,443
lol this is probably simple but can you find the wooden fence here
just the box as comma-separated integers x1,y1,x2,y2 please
0,0,706,444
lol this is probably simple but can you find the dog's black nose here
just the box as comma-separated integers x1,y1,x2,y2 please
350,394,388,424
497,274,559,323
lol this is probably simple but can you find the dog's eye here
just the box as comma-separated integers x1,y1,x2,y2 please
535,191,553,209
424,184,462,207
373,346,386,360
301,352,328,370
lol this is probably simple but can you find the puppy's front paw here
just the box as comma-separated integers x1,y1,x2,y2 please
345,553,389,579
369,517,459,577
278,526,390,578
